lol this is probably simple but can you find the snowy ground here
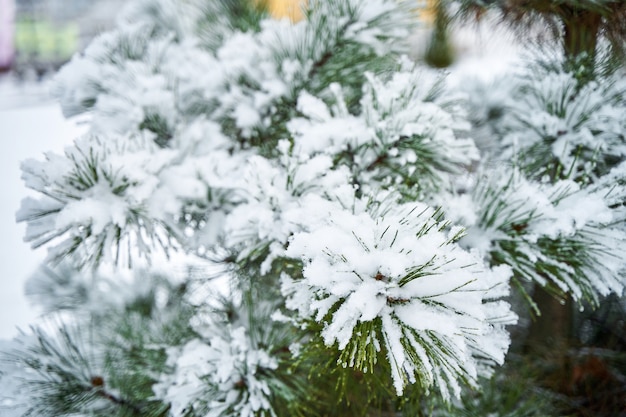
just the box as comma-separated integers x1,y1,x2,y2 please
0,18,522,341
0,77,86,339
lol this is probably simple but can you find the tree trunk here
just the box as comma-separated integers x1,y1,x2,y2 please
524,2,602,364
524,285,574,394
561,6,602,79
525,286,573,354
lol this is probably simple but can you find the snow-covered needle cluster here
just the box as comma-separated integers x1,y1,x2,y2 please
447,168,626,311
2,0,625,416
454,54,626,309
155,327,279,417
282,203,514,399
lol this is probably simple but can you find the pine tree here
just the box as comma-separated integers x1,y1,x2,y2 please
1,0,625,416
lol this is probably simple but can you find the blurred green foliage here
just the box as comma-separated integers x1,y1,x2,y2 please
14,18,78,63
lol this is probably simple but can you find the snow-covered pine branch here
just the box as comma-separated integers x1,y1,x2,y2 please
281,202,515,400
459,50,626,183
446,168,626,311
6,0,626,416
288,61,478,199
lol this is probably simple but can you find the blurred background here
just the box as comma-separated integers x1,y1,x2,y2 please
1,0,124,77
1,0,122,340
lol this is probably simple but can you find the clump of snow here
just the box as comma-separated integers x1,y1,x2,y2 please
17,133,180,266
155,327,278,417
473,61,626,182
289,61,478,198
452,167,626,304
282,202,516,399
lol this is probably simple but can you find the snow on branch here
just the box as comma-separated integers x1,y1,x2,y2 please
281,202,516,400
453,168,626,310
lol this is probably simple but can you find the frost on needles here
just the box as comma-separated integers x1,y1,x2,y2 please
4,0,626,416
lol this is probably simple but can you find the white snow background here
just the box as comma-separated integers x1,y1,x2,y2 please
0,79,87,339
0,17,521,341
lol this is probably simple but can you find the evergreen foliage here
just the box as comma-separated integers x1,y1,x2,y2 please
2,0,625,416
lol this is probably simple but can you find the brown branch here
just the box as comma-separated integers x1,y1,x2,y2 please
89,375,144,415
